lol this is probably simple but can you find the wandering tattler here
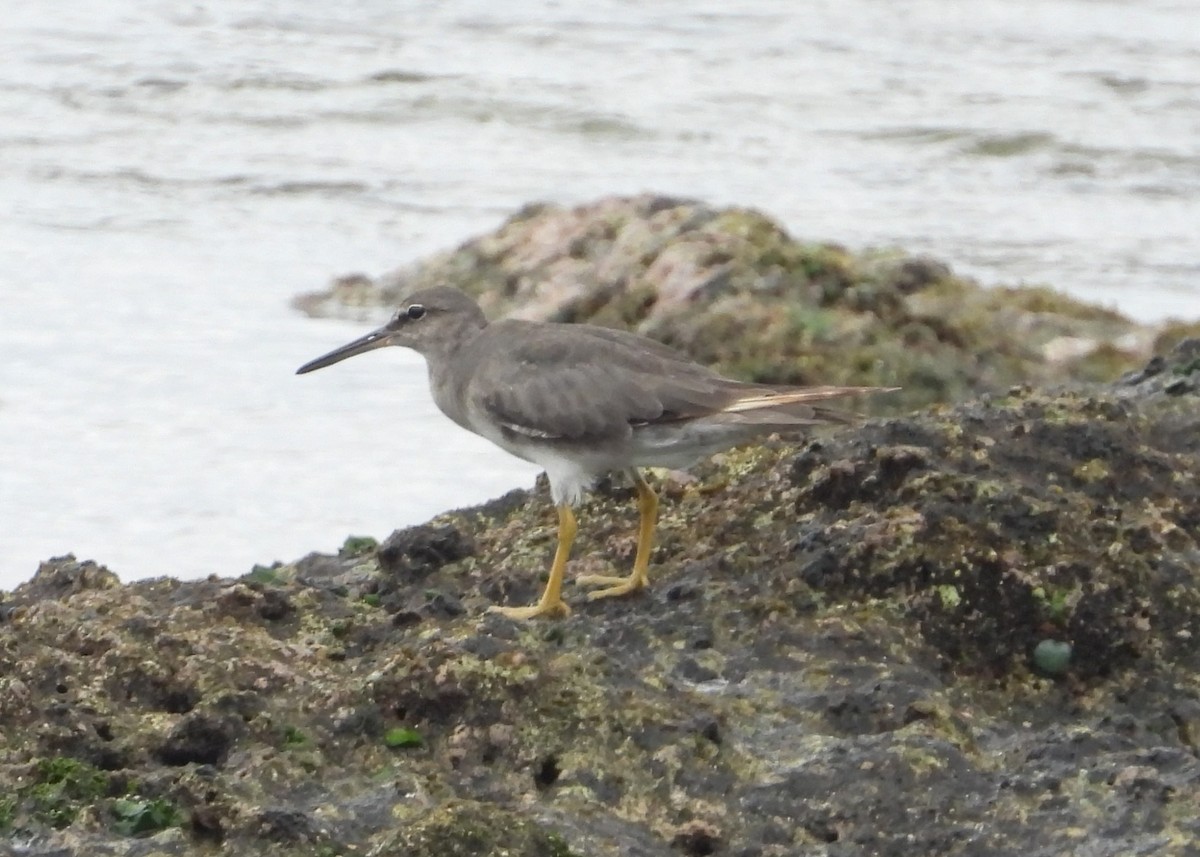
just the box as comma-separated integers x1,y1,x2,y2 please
298,286,892,619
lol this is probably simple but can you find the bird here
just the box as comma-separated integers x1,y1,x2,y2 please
297,285,893,619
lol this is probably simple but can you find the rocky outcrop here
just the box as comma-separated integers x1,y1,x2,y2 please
293,195,1197,412
2,339,1197,856
5,197,1199,855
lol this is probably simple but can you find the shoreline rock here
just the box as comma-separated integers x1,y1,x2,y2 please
293,194,1198,411
2,340,1197,855
4,198,1199,855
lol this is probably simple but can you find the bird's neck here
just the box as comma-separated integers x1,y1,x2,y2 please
422,316,488,430
423,316,487,369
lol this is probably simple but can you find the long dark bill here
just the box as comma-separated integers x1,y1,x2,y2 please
296,327,391,375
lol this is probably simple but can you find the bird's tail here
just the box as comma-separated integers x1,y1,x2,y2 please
718,385,895,427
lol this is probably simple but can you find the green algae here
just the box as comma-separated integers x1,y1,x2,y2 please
281,725,311,748
340,535,379,557
1,756,181,837
110,796,183,836
383,727,422,749
245,564,285,585
27,757,109,829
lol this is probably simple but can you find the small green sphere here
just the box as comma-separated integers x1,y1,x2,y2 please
1033,639,1072,675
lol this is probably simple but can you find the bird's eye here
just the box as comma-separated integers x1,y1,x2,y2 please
406,304,426,320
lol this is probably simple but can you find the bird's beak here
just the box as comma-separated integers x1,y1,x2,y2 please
296,326,392,374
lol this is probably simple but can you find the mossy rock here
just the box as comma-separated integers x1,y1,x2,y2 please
376,801,576,857
293,195,1167,413
3,342,1198,853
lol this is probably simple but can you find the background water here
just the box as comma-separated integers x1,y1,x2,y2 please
2,0,1198,589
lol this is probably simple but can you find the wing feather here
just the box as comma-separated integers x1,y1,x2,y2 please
464,319,885,441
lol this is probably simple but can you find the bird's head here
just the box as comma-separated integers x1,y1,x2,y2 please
296,286,487,374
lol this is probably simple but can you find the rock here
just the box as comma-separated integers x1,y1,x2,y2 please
17,555,120,600
156,713,236,767
377,523,474,582
3,210,1198,855
293,195,1176,412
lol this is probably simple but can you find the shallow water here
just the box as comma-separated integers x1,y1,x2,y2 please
2,0,1198,588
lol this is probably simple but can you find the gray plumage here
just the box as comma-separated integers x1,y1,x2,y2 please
298,285,883,505
464,321,854,442
298,285,894,618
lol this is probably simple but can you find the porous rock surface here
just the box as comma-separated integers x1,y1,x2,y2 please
2,340,1198,856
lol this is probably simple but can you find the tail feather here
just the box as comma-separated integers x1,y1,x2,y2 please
720,405,856,427
628,384,896,468
720,385,896,425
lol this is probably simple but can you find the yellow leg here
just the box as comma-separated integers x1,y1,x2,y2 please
488,504,575,619
578,468,657,601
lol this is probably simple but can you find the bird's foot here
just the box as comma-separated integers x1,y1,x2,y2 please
487,598,571,620
577,572,648,601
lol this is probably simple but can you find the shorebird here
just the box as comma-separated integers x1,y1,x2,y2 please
298,286,892,619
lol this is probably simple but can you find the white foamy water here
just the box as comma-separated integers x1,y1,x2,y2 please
2,0,1198,588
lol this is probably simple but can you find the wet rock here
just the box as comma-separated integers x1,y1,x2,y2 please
420,590,466,619
377,523,474,581
783,350,1200,677
674,656,720,684
156,713,236,766
256,808,322,844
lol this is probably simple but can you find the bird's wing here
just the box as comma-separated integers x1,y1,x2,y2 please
464,321,742,442
464,320,885,441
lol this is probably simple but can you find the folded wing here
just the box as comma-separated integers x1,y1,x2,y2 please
466,321,885,442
